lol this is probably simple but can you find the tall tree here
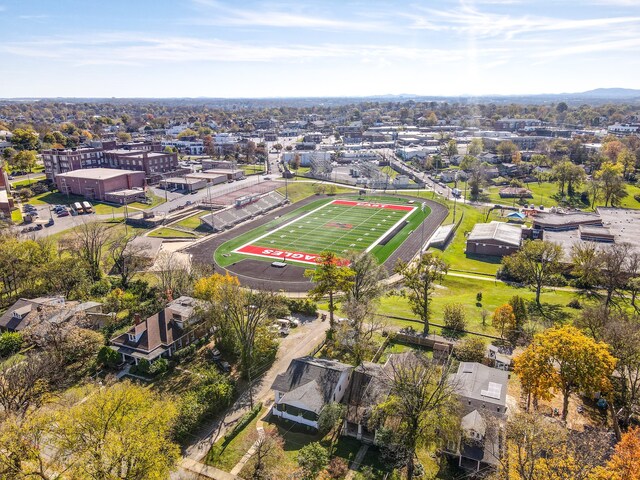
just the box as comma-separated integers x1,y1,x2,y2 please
492,304,517,342
551,159,586,196
395,253,448,335
9,150,37,173
65,220,113,281
373,353,459,480
55,382,179,480
305,251,355,332
110,234,152,288
514,325,616,421
467,137,483,156
594,161,627,207
502,240,564,306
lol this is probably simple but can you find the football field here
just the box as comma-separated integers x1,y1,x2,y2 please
234,199,420,264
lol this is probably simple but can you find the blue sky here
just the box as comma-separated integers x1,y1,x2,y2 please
1,0,639,98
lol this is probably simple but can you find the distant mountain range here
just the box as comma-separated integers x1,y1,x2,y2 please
2,88,640,106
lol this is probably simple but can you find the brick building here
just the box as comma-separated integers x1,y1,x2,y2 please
55,168,146,201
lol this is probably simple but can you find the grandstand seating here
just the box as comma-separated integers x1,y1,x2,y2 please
199,192,287,231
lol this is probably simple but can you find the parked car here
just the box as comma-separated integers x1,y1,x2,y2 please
215,360,231,374
45,219,54,227
57,210,70,217
209,348,222,361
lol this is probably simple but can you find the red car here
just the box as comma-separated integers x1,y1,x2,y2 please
57,210,70,217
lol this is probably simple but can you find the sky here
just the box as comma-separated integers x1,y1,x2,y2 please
0,0,639,98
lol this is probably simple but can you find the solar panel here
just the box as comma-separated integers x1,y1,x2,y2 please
481,382,502,400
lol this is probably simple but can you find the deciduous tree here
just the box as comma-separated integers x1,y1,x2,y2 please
395,253,448,335
305,251,355,332
54,382,179,480
514,325,616,420
502,240,564,306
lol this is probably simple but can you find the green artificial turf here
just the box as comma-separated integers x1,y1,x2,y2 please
215,195,431,267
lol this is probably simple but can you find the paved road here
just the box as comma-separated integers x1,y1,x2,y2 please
183,314,330,462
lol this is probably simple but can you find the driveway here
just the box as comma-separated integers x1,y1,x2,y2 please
183,314,330,461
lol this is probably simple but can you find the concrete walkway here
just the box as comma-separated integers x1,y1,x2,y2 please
345,444,369,480
180,458,241,480
229,416,266,476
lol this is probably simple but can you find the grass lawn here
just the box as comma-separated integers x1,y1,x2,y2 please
378,274,580,334
174,213,206,230
128,192,167,210
11,208,22,223
205,408,266,471
214,195,431,268
10,175,46,188
28,192,127,215
484,181,560,208
275,183,353,203
433,202,502,276
240,164,265,176
148,227,196,239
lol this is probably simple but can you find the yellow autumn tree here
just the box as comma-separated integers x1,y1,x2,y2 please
53,381,179,480
492,304,516,341
514,325,616,421
591,427,640,480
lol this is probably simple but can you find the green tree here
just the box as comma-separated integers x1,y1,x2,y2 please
514,325,616,421
97,345,120,369
55,382,180,480
594,161,627,207
497,140,518,161
318,402,346,444
551,159,586,196
395,253,448,335
0,332,23,358
305,251,355,332
442,302,467,335
467,137,483,156
509,295,528,338
9,150,37,172
297,442,329,480
453,337,486,363
372,353,459,480
502,240,564,306
9,128,39,151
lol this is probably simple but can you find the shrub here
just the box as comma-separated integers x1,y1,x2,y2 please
567,299,582,309
224,403,262,443
443,303,467,335
0,332,23,358
173,344,197,362
97,345,120,369
297,442,329,480
476,292,483,303
286,298,317,316
634,193,640,203
454,337,487,363
90,277,112,296
149,358,169,375
327,457,349,479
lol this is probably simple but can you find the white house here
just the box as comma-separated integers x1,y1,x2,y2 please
271,357,352,428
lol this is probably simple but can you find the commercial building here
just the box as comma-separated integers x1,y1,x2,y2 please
55,168,146,201
43,145,178,181
466,221,523,257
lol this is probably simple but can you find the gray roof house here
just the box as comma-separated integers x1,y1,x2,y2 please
0,296,104,332
271,357,353,429
445,362,509,473
109,296,206,364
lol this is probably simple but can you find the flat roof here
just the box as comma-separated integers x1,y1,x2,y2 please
56,168,138,180
468,221,522,246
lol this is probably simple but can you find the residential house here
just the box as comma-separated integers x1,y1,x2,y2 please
0,296,105,332
342,362,387,443
109,296,206,364
445,362,510,472
498,186,533,198
271,357,353,429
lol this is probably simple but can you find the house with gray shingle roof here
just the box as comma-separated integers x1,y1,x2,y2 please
271,357,353,429
109,296,206,364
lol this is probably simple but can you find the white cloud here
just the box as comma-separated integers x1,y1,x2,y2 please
189,0,389,31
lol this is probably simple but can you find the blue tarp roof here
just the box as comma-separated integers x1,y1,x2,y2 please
506,212,526,220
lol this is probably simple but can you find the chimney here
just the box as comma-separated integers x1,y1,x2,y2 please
134,313,141,324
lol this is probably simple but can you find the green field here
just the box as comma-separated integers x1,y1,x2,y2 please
216,195,432,267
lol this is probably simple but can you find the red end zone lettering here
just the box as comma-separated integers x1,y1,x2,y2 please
331,200,414,211
236,245,320,264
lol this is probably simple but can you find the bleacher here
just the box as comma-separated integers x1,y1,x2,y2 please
200,192,287,231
